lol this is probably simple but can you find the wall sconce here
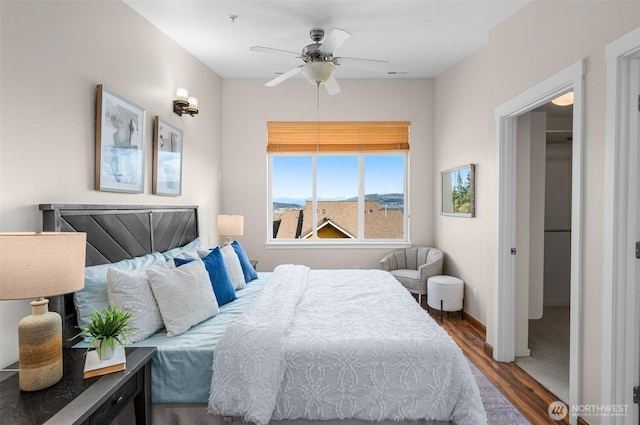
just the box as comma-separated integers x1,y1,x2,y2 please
173,88,199,117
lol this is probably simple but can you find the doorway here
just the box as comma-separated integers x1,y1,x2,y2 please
602,25,640,425
514,102,574,403
493,59,585,425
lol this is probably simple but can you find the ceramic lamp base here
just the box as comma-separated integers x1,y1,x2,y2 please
18,298,63,392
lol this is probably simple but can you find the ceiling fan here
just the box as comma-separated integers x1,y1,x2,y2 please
251,28,390,95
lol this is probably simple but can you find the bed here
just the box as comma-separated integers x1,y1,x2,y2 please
40,204,486,425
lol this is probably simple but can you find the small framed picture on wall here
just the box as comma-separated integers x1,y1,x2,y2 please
152,116,183,196
94,85,145,193
441,163,476,217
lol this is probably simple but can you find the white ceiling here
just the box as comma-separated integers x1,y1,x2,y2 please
124,0,529,82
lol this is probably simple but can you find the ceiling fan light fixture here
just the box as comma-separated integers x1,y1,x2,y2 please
301,61,336,85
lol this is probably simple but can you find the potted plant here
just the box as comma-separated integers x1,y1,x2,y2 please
76,306,134,360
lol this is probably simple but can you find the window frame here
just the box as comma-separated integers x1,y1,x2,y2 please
267,151,411,249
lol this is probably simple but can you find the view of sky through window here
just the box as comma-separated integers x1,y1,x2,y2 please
365,155,404,197
273,154,404,205
271,153,406,240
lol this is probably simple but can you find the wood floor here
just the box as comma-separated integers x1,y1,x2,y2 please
426,308,584,425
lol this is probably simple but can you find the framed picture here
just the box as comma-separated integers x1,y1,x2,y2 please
441,163,475,217
152,116,183,196
95,85,145,193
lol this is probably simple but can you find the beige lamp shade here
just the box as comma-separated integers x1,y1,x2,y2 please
0,232,86,300
217,215,244,237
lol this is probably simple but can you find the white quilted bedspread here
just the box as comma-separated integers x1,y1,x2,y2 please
208,265,486,425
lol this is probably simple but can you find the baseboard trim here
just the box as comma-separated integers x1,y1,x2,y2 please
463,312,486,336
457,311,494,357
430,308,496,358
483,341,494,358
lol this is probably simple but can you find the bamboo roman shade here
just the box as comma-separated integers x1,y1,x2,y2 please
267,121,410,153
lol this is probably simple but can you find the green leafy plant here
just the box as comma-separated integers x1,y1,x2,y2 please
74,306,135,357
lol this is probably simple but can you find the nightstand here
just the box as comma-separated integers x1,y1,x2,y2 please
0,347,156,425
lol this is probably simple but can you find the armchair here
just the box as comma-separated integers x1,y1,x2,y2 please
379,247,443,305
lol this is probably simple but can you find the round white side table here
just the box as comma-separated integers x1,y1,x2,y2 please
427,275,464,322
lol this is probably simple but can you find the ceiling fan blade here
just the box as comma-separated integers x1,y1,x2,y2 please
336,56,390,72
250,46,300,58
265,66,302,87
319,28,351,54
324,75,341,95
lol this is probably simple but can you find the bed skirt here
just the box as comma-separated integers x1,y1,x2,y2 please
152,405,452,425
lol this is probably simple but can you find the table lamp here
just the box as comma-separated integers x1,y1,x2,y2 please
217,215,244,244
0,232,86,391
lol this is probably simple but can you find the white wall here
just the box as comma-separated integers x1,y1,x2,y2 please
544,143,572,306
0,1,223,368
221,78,434,271
543,115,573,306
433,47,493,324
434,0,640,419
528,113,546,319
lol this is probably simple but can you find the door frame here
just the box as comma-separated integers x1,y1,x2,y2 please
601,25,640,425
493,59,585,425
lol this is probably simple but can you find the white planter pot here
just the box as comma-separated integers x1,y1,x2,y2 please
94,340,116,361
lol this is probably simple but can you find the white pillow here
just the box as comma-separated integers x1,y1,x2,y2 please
219,244,246,290
161,237,206,260
75,252,166,331
173,251,201,260
106,266,166,343
146,259,220,337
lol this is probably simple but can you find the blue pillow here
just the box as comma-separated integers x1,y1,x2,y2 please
174,247,237,306
231,240,258,283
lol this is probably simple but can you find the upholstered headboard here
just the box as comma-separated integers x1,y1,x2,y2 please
39,203,199,345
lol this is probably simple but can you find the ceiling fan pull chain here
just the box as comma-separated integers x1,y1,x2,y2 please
316,82,320,151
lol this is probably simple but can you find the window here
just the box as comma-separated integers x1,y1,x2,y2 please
268,121,409,244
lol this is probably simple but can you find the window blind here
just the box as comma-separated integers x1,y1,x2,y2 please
267,121,410,153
